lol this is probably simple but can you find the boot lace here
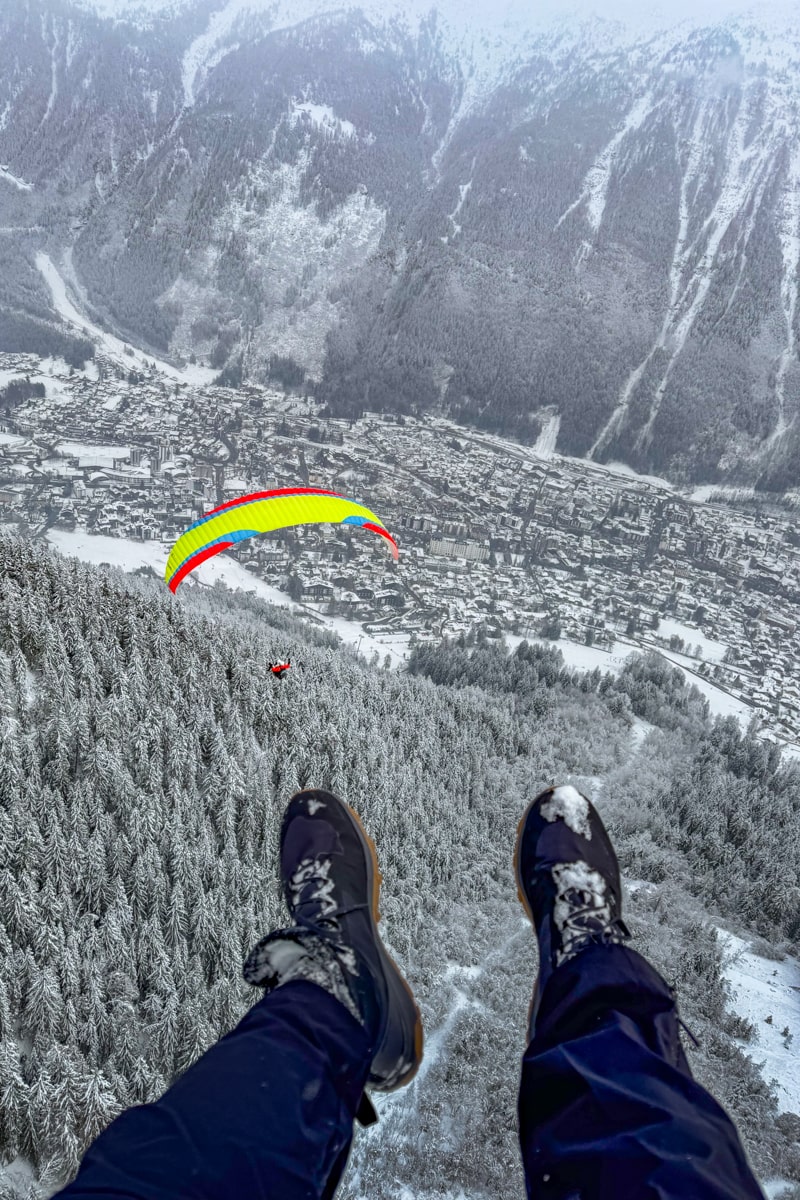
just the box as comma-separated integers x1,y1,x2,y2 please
554,879,630,967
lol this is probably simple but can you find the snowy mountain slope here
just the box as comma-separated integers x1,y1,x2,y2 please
0,532,798,1197
3,0,800,480
719,930,800,1118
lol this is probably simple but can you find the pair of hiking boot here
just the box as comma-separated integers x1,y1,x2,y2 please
244,785,631,1116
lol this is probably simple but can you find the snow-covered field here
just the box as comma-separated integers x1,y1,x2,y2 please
56,441,130,467
655,647,753,723
0,355,99,391
689,484,758,504
46,529,171,576
505,633,757,728
291,100,355,138
655,617,727,662
506,634,630,675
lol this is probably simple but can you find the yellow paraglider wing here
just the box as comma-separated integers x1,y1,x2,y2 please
165,487,398,592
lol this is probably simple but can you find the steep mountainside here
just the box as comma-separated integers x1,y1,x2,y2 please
0,533,798,1197
1,0,800,483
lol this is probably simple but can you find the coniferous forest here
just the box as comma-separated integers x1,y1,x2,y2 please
0,532,798,1198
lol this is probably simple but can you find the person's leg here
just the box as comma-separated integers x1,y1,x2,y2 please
54,790,423,1200
515,786,765,1200
54,980,372,1200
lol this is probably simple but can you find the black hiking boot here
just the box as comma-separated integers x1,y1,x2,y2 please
244,789,424,1113
514,784,631,1037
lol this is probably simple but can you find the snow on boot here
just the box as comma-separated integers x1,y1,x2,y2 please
514,784,631,1036
244,789,424,1098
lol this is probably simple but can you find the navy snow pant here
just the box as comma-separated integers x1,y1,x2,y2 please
54,950,765,1200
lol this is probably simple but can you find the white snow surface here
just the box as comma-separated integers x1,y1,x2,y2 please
630,716,656,751
36,253,217,387
572,457,675,492
0,166,32,192
533,411,560,459
72,0,800,138
71,0,800,26
181,3,241,107
655,648,753,723
291,100,356,138
718,929,800,1117
56,440,130,467
557,91,655,234
655,618,727,662
772,136,800,441
505,635,630,676
763,1183,798,1200
541,784,593,839
689,484,757,504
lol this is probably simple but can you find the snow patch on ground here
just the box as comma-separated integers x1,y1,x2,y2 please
291,99,356,137
165,151,385,377
36,253,217,387
589,459,676,490
533,411,560,458
655,618,727,662
630,716,656,750
443,961,482,981
624,878,660,898
655,648,753,723
556,90,655,233
56,441,130,467
0,166,32,191
688,484,757,503
718,929,800,1117
304,610,411,668
763,1181,799,1200
46,529,172,577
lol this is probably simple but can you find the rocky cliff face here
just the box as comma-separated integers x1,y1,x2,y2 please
2,0,800,485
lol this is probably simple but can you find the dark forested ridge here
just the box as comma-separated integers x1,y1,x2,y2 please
1,1,800,483
0,533,798,1196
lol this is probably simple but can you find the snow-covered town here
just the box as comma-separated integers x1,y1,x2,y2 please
1,348,799,754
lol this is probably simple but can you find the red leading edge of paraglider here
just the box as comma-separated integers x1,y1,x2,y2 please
205,487,341,518
168,541,235,593
363,522,399,559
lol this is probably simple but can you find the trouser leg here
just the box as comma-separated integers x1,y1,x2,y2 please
54,981,372,1200
518,944,765,1200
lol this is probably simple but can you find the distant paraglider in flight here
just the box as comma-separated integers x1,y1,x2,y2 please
165,486,398,593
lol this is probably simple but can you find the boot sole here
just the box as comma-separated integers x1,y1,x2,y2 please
513,797,537,924
513,798,540,1038
339,802,425,1092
